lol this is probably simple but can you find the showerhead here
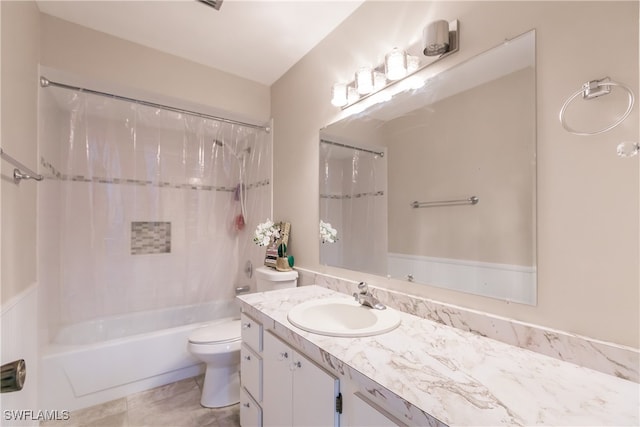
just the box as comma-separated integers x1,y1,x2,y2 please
214,139,251,158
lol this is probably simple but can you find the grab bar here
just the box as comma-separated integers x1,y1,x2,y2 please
411,196,479,208
320,139,384,158
0,148,43,183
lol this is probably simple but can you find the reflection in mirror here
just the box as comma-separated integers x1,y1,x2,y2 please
319,139,388,276
319,30,537,304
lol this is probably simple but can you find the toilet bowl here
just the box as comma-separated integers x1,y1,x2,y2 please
188,318,241,408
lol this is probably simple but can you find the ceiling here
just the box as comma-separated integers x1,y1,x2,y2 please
36,0,364,86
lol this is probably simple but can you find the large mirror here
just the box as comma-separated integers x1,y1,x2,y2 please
319,31,537,304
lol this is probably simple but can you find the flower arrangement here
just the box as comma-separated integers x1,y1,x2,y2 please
319,220,338,243
254,219,293,271
253,219,281,246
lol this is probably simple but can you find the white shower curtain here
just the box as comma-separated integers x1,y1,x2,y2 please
38,85,271,336
319,141,387,276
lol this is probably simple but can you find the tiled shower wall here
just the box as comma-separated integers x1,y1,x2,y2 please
131,222,172,255
38,88,271,338
319,147,387,275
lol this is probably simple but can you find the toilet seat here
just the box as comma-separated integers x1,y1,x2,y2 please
189,319,241,344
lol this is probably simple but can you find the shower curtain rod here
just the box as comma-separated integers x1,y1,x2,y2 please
39,76,270,132
320,139,384,157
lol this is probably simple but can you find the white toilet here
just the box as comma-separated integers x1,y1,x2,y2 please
255,266,298,291
187,266,297,408
188,318,242,408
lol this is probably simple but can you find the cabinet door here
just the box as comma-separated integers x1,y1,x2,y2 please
262,331,294,427
348,392,407,427
240,387,262,427
241,343,262,402
292,352,340,427
241,312,263,352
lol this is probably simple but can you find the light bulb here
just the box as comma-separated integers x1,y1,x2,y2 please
331,83,347,107
385,48,407,81
347,86,359,104
407,55,420,74
423,20,450,56
355,67,374,95
373,72,387,91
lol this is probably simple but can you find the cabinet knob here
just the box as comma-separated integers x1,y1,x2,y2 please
278,351,288,360
244,355,251,361
290,361,302,371
242,323,251,329
243,402,250,408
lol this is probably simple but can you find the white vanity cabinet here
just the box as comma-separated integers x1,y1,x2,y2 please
262,331,340,427
240,313,263,427
240,311,397,427
344,392,408,426
240,388,261,427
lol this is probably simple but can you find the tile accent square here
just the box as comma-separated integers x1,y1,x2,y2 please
131,221,171,255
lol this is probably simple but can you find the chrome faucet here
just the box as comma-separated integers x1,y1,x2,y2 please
353,282,386,310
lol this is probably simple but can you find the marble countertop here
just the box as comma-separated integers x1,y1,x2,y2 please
237,285,639,426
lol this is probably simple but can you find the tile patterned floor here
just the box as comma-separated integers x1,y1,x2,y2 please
40,376,239,427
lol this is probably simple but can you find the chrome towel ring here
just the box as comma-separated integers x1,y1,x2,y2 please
559,77,635,136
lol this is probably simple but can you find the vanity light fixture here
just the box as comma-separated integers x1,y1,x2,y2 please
385,48,408,81
331,83,348,107
373,71,386,91
330,19,459,109
355,67,375,95
407,55,420,74
347,86,360,104
423,20,450,56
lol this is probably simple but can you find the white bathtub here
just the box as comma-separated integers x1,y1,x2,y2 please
40,300,240,411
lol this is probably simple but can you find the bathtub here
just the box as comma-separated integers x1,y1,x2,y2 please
40,300,240,411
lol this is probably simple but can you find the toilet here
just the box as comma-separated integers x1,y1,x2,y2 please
255,266,298,291
187,266,298,408
188,318,242,408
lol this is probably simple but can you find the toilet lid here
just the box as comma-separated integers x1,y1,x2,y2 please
189,319,241,344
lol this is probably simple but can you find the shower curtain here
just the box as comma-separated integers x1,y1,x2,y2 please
319,141,387,276
38,85,271,338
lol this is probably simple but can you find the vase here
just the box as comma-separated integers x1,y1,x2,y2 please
275,257,292,272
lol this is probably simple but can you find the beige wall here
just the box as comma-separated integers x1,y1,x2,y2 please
1,1,40,304
387,68,535,266
272,1,639,348
39,14,270,125
0,7,271,305
1,2,41,416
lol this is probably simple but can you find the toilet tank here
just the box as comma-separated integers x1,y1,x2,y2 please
255,266,298,291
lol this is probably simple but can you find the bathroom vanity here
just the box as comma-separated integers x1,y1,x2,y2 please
237,285,638,426
239,311,341,426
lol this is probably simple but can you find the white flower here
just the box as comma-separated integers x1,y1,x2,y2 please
319,220,338,243
254,219,281,246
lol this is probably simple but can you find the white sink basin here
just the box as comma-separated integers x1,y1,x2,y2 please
287,298,401,337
